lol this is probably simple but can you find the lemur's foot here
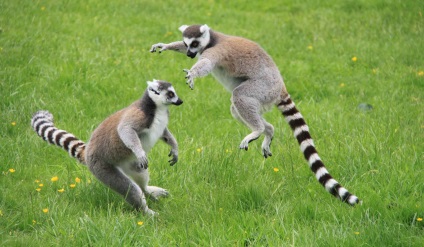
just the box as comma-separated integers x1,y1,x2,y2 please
239,140,249,151
145,186,169,201
261,138,273,158
144,208,158,217
262,147,272,158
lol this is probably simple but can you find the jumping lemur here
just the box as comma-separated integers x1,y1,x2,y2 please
150,24,360,206
31,80,183,216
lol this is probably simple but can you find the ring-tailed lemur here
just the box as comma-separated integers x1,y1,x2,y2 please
31,80,183,216
150,25,360,206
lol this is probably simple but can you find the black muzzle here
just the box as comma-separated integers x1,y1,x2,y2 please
187,51,197,59
173,98,183,106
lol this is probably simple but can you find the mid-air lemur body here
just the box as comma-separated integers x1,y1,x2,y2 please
150,25,360,206
31,80,183,216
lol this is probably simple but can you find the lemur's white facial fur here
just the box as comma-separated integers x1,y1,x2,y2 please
147,79,183,106
179,24,210,59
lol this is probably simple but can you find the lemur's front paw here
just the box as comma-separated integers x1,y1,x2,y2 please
150,43,167,53
168,150,178,166
137,153,149,169
183,69,195,90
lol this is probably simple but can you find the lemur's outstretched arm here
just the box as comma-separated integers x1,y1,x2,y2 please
150,41,186,54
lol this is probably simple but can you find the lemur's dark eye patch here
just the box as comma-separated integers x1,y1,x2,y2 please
167,91,175,98
191,41,199,48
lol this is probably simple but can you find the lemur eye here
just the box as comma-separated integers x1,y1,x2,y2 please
167,91,175,98
191,41,199,48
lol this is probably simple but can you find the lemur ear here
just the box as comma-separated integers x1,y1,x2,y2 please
147,80,160,92
200,24,210,33
178,25,188,33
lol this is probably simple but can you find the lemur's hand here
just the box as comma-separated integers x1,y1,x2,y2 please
150,43,168,53
137,151,149,169
168,149,178,166
183,69,194,90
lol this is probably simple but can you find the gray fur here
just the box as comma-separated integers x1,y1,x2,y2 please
150,25,360,206
31,80,183,215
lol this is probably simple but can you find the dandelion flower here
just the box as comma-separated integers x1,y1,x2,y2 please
418,71,424,76
75,177,81,183
42,208,49,213
352,56,357,62
340,83,346,87
38,183,44,187
70,184,76,188
273,168,279,172
36,188,41,192
58,188,65,193
8,168,15,173
11,122,16,126
35,179,40,183
354,232,360,235
196,148,203,153
307,45,313,50
418,218,423,222
51,176,59,182
137,221,144,226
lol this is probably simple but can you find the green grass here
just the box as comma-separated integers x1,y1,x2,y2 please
1,0,423,246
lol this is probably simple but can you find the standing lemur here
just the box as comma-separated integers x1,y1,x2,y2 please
31,80,183,216
150,24,360,206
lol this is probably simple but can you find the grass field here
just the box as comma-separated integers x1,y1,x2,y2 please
1,0,423,246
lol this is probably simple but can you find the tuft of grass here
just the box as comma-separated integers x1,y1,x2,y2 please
1,0,423,246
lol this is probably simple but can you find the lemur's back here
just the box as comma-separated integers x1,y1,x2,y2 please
206,31,284,93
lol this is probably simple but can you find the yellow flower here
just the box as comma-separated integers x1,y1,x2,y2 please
42,208,49,213
35,179,40,183
418,71,424,76
352,56,357,62
39,183,44,187
418,218,423,222
340,83,346,87
58,188,65,193
354,232,360,235
41,6,46,11
70,184,76,188
36,188,41,192
75,177,81,183
273,168,279,172
307,45,313,50
196,148,203,153
11,122,16,126
137,221,144,226
51,176,59,182
8,168,15,173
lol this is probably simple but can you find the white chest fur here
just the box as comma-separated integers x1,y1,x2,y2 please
140,107,169,153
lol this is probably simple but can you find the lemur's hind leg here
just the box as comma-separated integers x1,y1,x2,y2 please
88,161,156,216
120,162,168,201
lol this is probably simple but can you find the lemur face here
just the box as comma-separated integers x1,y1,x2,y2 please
179,24,210,59
147,80,183,106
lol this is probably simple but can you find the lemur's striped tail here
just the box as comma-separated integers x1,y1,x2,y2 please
31,110,86,165
277,96,360,206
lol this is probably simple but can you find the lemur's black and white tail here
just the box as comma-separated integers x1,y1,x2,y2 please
277,96,360,206
31,110,86,164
